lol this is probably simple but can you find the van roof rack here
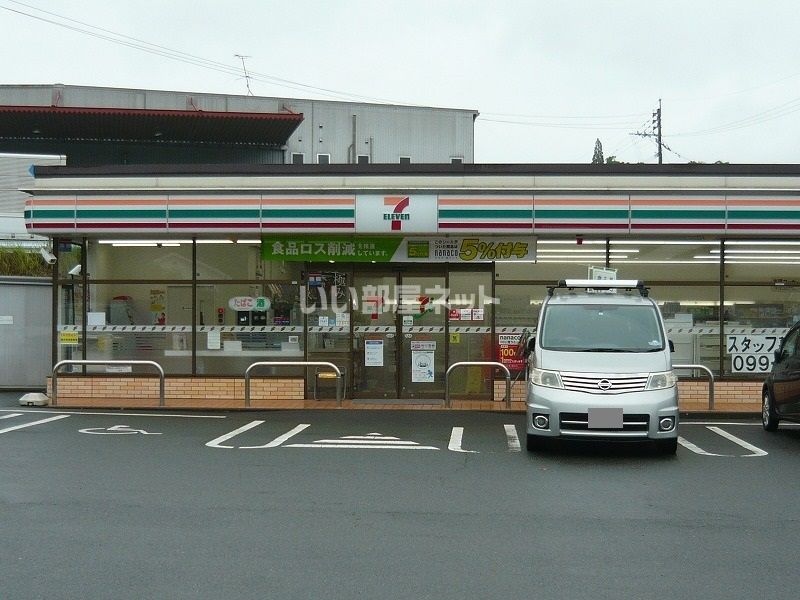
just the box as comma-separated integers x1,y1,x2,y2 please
547,279,649,297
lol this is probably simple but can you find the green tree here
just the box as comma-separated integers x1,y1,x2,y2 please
592,139,604,164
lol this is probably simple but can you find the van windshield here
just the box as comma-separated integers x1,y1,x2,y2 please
540,303,664,352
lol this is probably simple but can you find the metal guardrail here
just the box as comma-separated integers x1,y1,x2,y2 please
52,360,165,407
445,361,512,409
673,363,715,410
245,361,342,408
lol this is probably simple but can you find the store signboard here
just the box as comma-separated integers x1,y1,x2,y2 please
355,194,439,233
262,236,536,263
726,334,783,374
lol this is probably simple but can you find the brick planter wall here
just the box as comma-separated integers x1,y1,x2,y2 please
47,376,304,409
43,375,763,411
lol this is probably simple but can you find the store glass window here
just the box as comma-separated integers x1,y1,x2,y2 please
80,283,191,375
90,240,193,280
448,270,494,398
494,283,541,378
722,285,800,377
720,239,800,376
608,239,720,282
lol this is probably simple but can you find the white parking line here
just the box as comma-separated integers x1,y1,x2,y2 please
0,409,226,419
504,424,521,452
241,424,310,449
677,436,725,457
287,432,438,450
0,413,24,420
448,427,478,453
205,420,265,448
0,414,71,434
707,426,769,457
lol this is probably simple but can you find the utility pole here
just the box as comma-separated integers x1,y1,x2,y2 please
234,54,254,96
654,99,662,164
632,99,663,164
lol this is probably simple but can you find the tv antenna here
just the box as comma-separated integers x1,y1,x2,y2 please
234,54,254,96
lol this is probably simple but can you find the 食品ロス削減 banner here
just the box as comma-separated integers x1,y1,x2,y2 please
261,236,536,262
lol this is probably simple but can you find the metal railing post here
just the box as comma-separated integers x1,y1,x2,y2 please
673,363,715,410
52,360,165,407
445,361,512,409
245,361,342,408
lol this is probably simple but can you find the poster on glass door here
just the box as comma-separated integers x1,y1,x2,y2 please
411,340,436,383
364,339,384,367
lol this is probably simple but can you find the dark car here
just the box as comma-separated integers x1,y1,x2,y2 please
762,321,800,430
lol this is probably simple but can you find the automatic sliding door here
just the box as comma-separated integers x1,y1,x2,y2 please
352,271,398,399
400,271,446,399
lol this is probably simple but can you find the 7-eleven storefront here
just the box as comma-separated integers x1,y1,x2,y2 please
25,164,800,409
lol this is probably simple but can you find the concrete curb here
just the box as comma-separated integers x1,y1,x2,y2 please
681,411,760,420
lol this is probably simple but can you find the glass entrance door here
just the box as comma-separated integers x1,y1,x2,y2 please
400,271,447,399
352,271,398,399
336,265,490,401
447,269,494,400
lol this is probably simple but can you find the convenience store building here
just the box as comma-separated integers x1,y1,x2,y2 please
26,163,800,409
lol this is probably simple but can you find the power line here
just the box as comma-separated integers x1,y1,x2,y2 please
480,110,649,120
671,95,800,137
4,0,800,145
477,117,644,130
0,1,417,105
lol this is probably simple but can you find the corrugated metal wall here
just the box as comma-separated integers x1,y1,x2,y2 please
0,154,64,215
0,85,477,166
282,101,475,164
0,279,51,389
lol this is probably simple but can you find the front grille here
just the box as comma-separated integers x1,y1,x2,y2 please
559,412,650,433
560,372,648,394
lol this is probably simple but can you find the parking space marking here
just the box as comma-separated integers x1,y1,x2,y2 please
678,426,769,457
0,414,70,434
707,426,768,457
677,436,725,457
448,427,478,453
0,413,24,420
79,425,163,435
240,423,311,449
206,420,265,448
505,424,521,452
0,408,225,419
286,431,438,450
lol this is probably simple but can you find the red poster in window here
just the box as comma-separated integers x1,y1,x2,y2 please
497,334,525,371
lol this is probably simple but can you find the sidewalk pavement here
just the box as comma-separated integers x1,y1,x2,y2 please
2,391,762,417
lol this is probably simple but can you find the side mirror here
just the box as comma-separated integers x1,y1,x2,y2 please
668,339,675,353
774,348,783,363
525,337,536,355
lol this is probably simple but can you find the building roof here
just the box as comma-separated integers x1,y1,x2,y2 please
30,162,800,178
0,105,303,146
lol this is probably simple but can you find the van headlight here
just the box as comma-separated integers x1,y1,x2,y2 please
530,368,563,389
646,371,677,390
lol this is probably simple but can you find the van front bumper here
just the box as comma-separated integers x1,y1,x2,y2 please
526,383,679,441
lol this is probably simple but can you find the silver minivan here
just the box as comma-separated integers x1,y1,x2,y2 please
525,279,679,454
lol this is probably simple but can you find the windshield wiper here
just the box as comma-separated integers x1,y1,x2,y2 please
580,348,632,352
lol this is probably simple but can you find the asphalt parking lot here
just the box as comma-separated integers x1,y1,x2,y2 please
2,392,799,600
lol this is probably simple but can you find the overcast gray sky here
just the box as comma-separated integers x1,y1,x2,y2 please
2,0,799,164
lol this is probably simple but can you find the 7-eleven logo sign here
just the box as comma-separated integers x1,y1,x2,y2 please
383,196,410,231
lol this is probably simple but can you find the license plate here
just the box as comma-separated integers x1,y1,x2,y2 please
588,407,623,429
